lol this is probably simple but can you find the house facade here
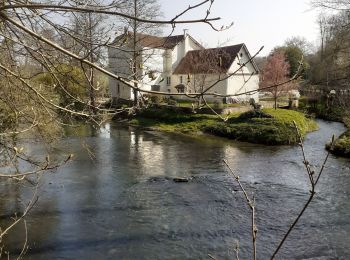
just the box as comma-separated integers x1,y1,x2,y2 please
108,31,259,103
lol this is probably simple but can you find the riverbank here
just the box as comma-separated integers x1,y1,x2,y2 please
328,118,350,158
126,107,318,145
299,98,350,158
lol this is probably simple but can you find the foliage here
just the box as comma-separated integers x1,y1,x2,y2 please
213,100,224,109
238,110,273,119
149,95,163,105
275,40,311,79
327,130,350,158
0,100,17,132
34,64,89,109
299,97,346,122
167,98,177,106
308,10,350,84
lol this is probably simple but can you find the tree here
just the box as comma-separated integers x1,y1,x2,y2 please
274,38,311,79
0,1,225,257
0,1,339,258
67,0,111,114
259,50,295,109
285,36,314,55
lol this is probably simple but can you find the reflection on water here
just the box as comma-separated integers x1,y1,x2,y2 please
0,120,349,259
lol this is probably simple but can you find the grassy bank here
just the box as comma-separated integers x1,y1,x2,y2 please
299,97,350,158
128,108,318,145
328,118,350,158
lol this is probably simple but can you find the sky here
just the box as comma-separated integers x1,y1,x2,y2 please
158,0,320,56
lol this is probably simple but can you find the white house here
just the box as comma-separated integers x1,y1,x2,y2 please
108,31,259,103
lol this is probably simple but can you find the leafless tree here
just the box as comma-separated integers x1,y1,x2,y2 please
0,0,233,256
0,1,308,258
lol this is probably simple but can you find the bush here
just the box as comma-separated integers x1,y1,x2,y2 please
150,95,163,105
33,64,88,109
237,109,273,120
327,131,350,158
167,98,177,106
213,100,223,109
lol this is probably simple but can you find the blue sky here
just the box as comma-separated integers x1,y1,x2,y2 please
158,0,319,56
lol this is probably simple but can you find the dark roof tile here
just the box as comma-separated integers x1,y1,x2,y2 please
173,44,244,74
113,32,185,49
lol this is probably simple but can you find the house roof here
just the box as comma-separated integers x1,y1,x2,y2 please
112,32,201,50
134,33,185,49
173,44,245,74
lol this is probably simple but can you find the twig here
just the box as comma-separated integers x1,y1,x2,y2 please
0,154,73,179
0,185,39,241
16,220,28,260
270,121,335,259
223,159,257,260
234,241,240,260
0,3,221,25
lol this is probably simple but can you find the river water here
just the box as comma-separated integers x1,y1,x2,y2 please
1,120,349,259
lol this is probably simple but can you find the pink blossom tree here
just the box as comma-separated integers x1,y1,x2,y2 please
259,51,295,109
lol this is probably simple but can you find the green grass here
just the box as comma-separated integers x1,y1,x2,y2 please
330,132,350,158
129,107,318,145
205,109,318,145
175,99,242,108
327,117,350,158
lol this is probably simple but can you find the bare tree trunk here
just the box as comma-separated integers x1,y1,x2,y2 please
133,0,139,106
88,12,97,114
274,87,277,110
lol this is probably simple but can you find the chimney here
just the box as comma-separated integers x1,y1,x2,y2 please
183,29,189,56
183,29,189,37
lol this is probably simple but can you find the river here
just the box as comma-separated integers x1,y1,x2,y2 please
0,120,349,259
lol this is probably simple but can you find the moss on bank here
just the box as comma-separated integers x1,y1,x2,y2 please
128,108,318,145
328,118,350,158
330,131,350,158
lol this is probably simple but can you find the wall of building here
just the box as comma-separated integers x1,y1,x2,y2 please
109,78,133,101
171,74,227,102
227,46,259,102
228,47,258,74
108,46,133,78
108,44,164,100
108,46,133,101
226,74,259,102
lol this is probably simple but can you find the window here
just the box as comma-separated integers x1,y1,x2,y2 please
180,76,183,84
166,76,171,86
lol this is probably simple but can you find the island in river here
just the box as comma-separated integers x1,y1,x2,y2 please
122,107,319,145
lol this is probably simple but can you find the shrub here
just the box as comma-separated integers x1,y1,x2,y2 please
150,95,163,104
167,98,177,106
213,100,223,109
237,109,273,120
328,131,350,158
